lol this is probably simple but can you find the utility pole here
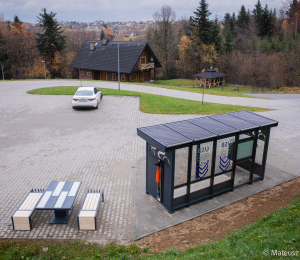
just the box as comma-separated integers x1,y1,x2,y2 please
42,61,46,79
0,63,4,80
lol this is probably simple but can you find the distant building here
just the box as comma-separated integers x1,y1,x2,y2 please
70,39,162,82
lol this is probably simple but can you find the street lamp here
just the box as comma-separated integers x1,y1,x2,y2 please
103,23,131,92
117,24,132,92
0,62,4,80
42,61,46,79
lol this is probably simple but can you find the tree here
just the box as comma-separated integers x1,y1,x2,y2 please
224,29,234,53
286,0,300,22
252,0,264,36
36,8,66,65
12,15,22,29
259,5,276,37
222,13,235,52
176,35,193,77
286,0,300,35
147,5,177,78
237,5,250,28
52,51,70,78
0,15,38,79
208,19,223,53
190,0,211,44
253,0,263,21
100,29,105,40
197,43,218,68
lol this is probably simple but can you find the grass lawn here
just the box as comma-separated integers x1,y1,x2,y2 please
28,87,270,114
141,79,300,97
1,197,299,259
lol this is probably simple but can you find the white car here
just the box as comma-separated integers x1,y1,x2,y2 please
72,87,103,109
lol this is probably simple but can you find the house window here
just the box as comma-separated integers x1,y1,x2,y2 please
80,71,84,75
87,72,90,76
112,73,116,80
140,72,144,78
121,74,126,81
140,56,146,64
130,73,137,81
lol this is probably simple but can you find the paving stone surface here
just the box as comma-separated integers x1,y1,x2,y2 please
0,80,299,244
133,158,300,240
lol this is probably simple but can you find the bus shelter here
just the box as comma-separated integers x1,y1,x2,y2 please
137,111,278,214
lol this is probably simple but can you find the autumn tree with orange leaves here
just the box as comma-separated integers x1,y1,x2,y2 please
0,15,38,79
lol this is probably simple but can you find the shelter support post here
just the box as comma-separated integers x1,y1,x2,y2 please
231,133,240,190
146,144,149,194
186,145,192,207
209,138,217,199
250,130,259,184
169,150,176,214
261,127,271,180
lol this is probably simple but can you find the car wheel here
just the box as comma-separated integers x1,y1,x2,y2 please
95,100,98,109
100,93,103,100
72,106,76,109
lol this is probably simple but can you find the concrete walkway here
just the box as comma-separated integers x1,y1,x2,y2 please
0,80,299,243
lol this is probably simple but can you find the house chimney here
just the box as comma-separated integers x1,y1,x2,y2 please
90,41,96,51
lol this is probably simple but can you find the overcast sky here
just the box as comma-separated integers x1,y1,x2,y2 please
0,0,283,23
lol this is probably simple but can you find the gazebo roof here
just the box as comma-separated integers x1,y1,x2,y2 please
192,69,227,79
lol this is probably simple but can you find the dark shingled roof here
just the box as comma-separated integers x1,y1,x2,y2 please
137,110,278,152
69,40,162,74
192,69,227,79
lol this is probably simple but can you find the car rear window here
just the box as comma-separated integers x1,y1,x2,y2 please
76,90,93,96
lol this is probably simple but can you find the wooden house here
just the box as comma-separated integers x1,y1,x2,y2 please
69,39,162,83
193,69,227,88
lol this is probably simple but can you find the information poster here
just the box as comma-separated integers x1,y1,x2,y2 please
219,139,233,172
196,143,212,179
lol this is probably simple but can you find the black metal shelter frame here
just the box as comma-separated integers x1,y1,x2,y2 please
137,111,278,214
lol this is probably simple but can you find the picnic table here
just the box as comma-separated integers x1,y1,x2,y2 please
35,181,81,224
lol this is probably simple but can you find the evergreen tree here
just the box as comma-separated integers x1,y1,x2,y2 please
286,0,300,22
100,29,105,40
208,19,223,53
223,13,231,29
35,8,66,63
224,29,234,53
190,0,211,44
231,12,237,37
252,0,263,21
259,5,275,37
252,0,263,35
222,12,235,53
12,16,22,27
237,5,250,28
0,29,7,64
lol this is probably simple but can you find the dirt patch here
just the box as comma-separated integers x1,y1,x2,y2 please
135,177,300,253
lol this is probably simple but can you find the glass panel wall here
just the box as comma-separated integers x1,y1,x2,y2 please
215,137,234,175
173,147,189,198
234,132,255,186
190,142,213,193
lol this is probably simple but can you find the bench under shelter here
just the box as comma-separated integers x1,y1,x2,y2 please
137,110,278,214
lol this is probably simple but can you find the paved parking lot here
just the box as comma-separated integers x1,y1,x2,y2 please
0,80,299,244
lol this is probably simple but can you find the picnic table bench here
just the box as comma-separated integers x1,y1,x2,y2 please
11,189,44,231
78,189,104,230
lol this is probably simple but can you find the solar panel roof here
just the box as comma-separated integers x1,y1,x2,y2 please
229,110,278,126
137,111,278,151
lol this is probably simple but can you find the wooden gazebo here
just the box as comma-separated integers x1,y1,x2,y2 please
193,69,227,88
